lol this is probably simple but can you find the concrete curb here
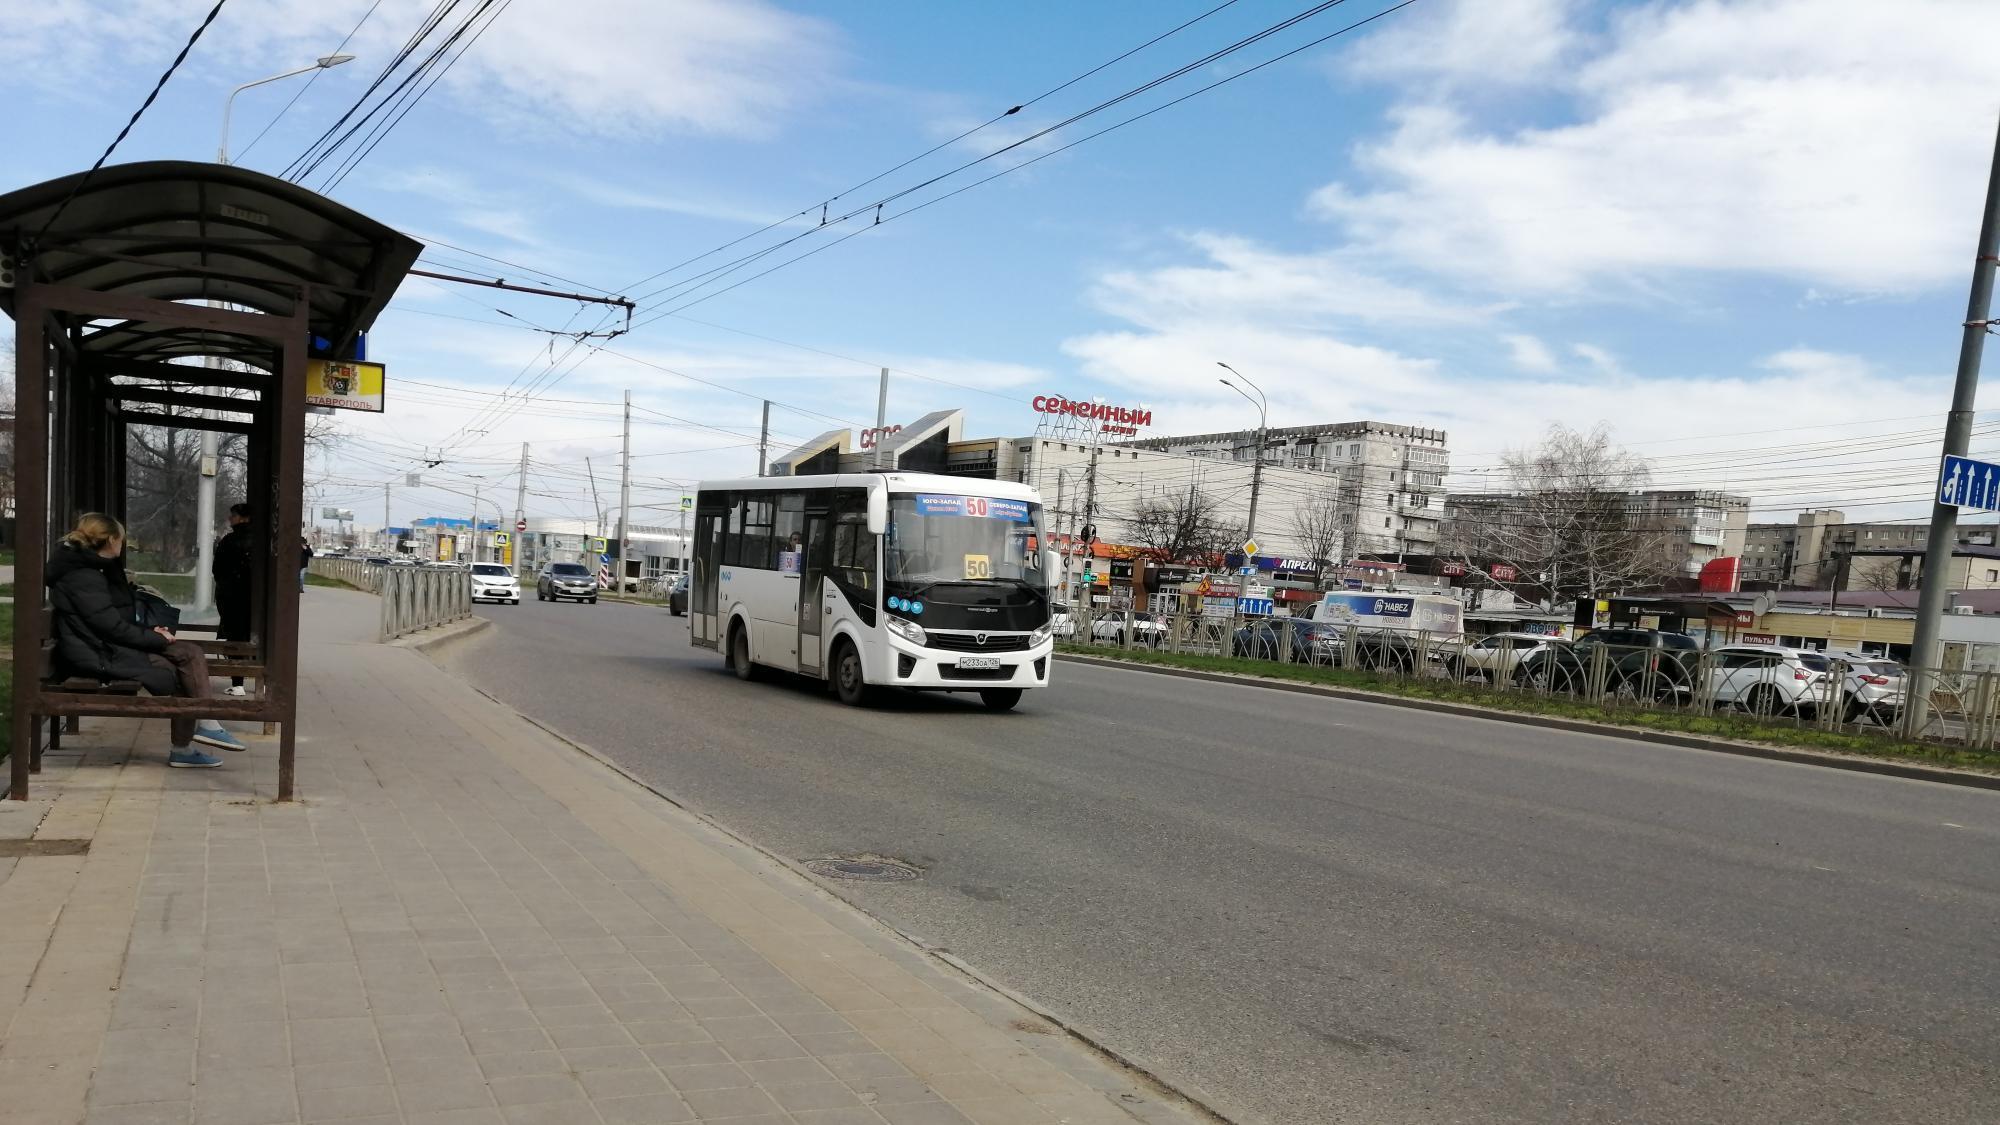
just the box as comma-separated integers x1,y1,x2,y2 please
1058,651,2000,793
391,614,492,655
419,648,1238,1125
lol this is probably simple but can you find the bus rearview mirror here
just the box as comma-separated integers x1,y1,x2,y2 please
865,489,887,536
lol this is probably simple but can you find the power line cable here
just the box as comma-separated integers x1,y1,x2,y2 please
233,0,384,162
612,0,1246,297
32,0,231,244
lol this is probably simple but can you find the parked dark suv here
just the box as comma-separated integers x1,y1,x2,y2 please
537,562,599,603
668,573,689,616
1517,628,1700,699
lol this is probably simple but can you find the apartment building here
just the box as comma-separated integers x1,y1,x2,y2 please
1745,509,2000,590
1440,488,1748,582
1119,420,1450,556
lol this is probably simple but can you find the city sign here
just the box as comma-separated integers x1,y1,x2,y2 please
1489,563,1520,582
1031,395,1153,441
304,358,386,413
859,425,903,451
1939,454,2000,510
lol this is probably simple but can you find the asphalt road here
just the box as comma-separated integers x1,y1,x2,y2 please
446,596,2000,1125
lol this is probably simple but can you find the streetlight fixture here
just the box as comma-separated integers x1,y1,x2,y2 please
194,56,360,611
219,54,356,165
1217,362,1269,546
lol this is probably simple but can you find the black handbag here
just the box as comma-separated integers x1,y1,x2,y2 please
133,587,182,631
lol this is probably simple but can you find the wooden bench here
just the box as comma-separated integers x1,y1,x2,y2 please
28,610,271,770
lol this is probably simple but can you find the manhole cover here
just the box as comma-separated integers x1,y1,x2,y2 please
804,857,919,883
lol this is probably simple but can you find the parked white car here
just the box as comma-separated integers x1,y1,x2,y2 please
1051,602,1076,639
1090,610,1168,646
1825,650,1907,725
1448,632,1558,682
1708,645,1835,716
470,562,521,605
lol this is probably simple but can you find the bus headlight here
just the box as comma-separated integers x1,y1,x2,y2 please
886,616,927,647
1031,621,1053,644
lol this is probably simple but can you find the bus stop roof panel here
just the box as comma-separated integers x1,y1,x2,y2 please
0,160,422,354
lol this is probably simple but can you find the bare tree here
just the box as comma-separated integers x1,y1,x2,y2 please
1286,486,1345,567
1126,487,1243,565
1447,423,1675,606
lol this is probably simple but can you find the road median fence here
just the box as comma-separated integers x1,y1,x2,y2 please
309,558,470,641
1059,606,2000,769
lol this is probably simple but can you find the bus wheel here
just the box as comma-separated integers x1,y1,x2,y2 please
730,623,757,681
832,641,871,706
979,688,1022,712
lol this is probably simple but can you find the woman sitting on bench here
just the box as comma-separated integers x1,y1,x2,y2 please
46,513,244,767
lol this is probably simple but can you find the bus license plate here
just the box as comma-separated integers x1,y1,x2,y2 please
956,656,1002,671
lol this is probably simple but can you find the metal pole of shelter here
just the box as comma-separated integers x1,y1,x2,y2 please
1912,114,2000,705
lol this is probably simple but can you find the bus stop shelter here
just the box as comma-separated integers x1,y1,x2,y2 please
1,160,420,800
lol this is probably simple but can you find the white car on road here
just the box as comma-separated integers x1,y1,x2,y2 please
470,562,520,605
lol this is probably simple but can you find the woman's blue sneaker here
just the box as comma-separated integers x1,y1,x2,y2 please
191,726,246,752
168,749,222,768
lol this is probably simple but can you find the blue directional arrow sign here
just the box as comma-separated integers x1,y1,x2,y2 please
1939,454,2000,511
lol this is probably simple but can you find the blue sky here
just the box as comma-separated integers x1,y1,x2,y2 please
7,0,2000,528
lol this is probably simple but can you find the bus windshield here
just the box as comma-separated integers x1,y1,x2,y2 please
884,493,1050,631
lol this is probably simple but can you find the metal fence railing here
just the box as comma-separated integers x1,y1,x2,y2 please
309,558,470,641
1060,607,1999,753
309,557,381,591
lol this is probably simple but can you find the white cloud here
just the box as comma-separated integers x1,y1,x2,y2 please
1060,245,1988,521
1344,0,1584,89
1313,0,2000,296
1090,232,1491,331
1502,333,1558,374
3,0,839,139
1568,342,1629,379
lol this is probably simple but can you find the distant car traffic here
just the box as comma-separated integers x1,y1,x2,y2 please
667,573,689,616
1050,602,1075,639
537,562,598,603
470,563,520,605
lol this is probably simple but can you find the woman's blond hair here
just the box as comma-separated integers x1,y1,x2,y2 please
60,513,126,553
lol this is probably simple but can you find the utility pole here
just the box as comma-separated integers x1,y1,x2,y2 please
1912,114,2000,693
1217,362,1267,546
467,482,480,565
618,390,633,591
874,367,890,471
585,458,604,538
383,481,391,547
756,400,771,477
514,443,529,577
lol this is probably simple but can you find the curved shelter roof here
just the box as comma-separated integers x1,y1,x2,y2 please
0,160,421,368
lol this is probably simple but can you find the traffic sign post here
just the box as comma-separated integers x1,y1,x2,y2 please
515,518,528,533
1938,454,2000,510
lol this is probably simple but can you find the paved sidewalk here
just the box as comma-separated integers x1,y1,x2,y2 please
0,590,1204,1125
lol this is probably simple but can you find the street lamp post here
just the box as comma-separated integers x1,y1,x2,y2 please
1217,362,1269,547
219,55,356,165
194,54,356,613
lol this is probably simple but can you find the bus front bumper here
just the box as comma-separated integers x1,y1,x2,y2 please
885,636,1054,690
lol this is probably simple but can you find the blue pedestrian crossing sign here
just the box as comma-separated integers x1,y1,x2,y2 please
1939,454,2000,511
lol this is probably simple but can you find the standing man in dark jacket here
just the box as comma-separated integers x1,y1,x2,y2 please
214,502,255,697
48,513,243,766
